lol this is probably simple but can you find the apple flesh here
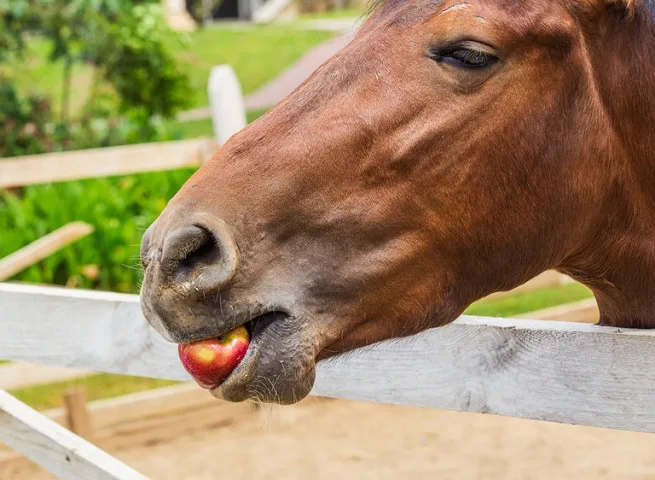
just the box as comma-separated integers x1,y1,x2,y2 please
178,326,250,389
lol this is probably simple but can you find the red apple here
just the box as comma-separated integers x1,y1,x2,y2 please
178,326,250,389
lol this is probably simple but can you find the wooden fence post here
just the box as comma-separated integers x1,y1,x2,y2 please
64,388,95,442
208,65,247,147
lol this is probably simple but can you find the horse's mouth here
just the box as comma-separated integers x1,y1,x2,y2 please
204,310,302,401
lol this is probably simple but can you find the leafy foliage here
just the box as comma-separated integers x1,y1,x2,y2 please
0,77,182,157
0,78,52,156
0,169,195,292
0,0,190,158
88,4,191,117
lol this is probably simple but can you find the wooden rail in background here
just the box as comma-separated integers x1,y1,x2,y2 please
0,138,217,189
518,298,599,323
1,282,653,434
0,383,254,472
0,389,147,480
0,222,94,282
0,295,599,391
484,270,574,300
0,364,92,391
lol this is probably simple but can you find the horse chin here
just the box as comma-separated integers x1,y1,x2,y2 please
209,313,318,405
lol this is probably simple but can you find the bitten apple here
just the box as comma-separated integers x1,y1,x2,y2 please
178,326,250,389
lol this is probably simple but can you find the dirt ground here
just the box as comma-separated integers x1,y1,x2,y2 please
6,397,655,480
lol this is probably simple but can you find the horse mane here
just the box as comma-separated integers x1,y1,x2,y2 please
366,0,654,18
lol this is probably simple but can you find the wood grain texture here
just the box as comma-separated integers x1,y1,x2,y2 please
0,389,148,480
0,138,216,188
0,222,94,281
1,283,655,433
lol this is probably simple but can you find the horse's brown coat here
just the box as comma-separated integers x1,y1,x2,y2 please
140,0,655,403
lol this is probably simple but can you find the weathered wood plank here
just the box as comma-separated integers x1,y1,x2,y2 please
0,275,584,390
0,138,216,188
1,283,655,433
0,389,148,480
0,222,94,281
0,283,187,380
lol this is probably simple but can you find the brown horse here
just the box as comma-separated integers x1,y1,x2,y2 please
140,0,655,404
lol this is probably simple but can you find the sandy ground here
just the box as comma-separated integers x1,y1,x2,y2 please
5,397,655,480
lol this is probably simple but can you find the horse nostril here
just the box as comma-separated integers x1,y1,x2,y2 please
179,230,219,272
161,220,239,295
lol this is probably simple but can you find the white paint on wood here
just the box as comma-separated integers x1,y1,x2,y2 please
0,283,188,382
0,363,92,391
208,66,247,146
0,389,148,480
0,139,216,188
0,222,94,281
3,384,231,436
0,271,584,390
0,384,252,470
1,283,655,433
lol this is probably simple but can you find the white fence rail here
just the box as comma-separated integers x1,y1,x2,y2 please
0,389,147,480
1,282,654,435
0,138,216,189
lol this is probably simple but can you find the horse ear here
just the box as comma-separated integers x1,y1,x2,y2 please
576,0,641,16
604,0,641,13
605,0,637,8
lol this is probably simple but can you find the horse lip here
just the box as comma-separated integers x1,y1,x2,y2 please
209,311,289,397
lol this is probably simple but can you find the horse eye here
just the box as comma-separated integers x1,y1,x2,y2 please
431,47,498,69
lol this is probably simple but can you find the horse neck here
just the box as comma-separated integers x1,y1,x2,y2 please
585,6,655,199
565,7,655,327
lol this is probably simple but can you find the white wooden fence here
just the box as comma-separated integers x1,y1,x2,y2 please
1,281,654,478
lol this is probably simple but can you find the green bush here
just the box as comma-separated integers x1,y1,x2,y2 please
1,1,190,157
85,3,191,118
0,169,196,293
0,76,183,156
0,78,52,156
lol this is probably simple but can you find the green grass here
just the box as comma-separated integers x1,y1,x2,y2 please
11,374,179,411
5,283,594,412
0,168,196,292
2,25,334,116
176,26,333,109
465,283,594,317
